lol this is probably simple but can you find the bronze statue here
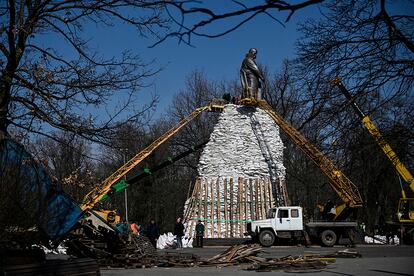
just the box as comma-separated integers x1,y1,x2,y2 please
240,48,264,99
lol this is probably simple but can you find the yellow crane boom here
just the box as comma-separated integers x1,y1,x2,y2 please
257,100,363,219
81,104,222,211
331,77,414,199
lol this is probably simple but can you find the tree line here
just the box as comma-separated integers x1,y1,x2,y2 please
1,0,412,237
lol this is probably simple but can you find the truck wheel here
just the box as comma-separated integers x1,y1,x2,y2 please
320,230,337,247
411,231,414,245
259,230,275,247
403,230,414,245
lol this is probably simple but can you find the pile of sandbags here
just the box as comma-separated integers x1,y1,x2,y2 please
157,232,193,249
197,104,285,181
364,235,399,244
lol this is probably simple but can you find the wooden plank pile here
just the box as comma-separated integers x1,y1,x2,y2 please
96,235,158,268
66,230,156,261
244,254,333,273
101,252,199,269
201,244,265,266
65,242,360,272
198,244,361,273
322,249,362,258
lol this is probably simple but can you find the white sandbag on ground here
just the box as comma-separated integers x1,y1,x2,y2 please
364,235,399,245
157,232,193,249
32,242,67,254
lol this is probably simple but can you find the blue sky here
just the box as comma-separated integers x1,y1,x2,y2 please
77,2,322,119
40,1,412,123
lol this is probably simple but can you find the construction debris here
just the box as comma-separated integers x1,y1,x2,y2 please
197,244,332,272
244,255,331,273
322,248,362,258
65,224,156,262
246,249,362,273
65,235,360,273
203,244,264,265
199,244,361,273
104,252,199,269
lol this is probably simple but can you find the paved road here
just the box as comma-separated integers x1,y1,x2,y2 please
102,245,414,276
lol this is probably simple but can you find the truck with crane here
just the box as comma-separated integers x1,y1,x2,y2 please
332,77,414,244
243,99,363,247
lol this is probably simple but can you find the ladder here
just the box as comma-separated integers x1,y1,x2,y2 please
249,111,287,206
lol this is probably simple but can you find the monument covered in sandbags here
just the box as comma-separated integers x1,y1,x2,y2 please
183,104,288,238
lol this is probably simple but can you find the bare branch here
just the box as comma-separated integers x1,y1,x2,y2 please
1,0,167,146
151,0,323,46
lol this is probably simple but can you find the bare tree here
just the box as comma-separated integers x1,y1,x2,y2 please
168,70,223,151
139,71,228,227
33,131,96,203
292,0,414,225
0,1,169,145
153,0,324,46
296,0,414,101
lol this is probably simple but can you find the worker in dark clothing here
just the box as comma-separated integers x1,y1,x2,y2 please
324,199,336,220
174,217,185,249
195,220,205,248
146,218,160,249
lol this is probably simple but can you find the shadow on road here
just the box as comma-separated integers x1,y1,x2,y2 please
371,269,414,276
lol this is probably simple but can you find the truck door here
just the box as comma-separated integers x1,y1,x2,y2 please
275,208,290,231
289,208,303,231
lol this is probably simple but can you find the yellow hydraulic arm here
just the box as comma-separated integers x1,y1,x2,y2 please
257,100,363,219
331,77,414,199
81,104,221,211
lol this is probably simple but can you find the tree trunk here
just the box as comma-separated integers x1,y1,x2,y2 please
0,73,12,139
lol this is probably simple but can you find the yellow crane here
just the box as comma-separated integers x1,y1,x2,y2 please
332,77,414,227
240,97,362,220
81,101,224,211
255,100,363,220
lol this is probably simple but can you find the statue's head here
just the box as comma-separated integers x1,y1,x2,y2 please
248,48,257,58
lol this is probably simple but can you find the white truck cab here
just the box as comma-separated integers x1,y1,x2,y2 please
247,206,304,246
247,206,359,247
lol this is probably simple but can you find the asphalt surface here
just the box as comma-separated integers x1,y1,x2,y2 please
101,245,414,276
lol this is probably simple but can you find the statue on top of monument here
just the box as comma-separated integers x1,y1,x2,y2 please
240,48,265,100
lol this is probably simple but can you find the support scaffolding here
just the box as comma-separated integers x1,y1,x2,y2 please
184,176,277,238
